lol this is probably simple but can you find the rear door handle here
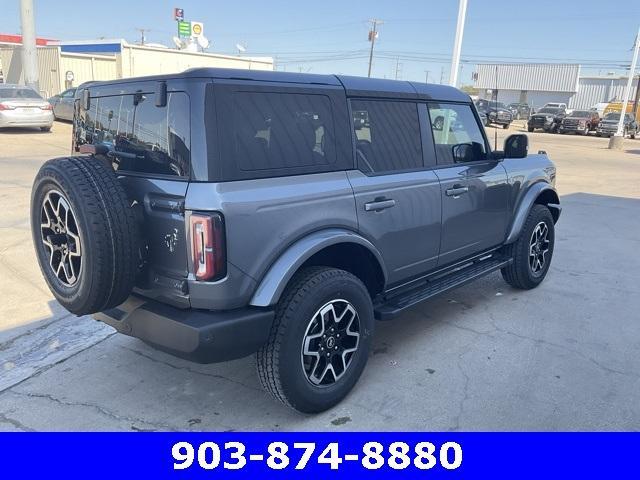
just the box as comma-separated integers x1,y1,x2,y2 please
364,198,396,212
445,185,469,197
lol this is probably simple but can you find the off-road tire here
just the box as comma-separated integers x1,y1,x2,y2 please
501,204,555,290
31,156,138,315
256,267,374,413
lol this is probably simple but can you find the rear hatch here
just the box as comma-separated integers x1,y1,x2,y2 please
74,88,193,307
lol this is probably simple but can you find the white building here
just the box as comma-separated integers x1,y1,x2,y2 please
0,39,273,98
473,63,639,110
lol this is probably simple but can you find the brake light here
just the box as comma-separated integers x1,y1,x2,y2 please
190,213,226,281
40,104,53,110
0,103,16,110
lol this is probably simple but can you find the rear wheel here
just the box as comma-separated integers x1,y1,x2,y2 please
501,204,555,290
256,267,374,413
31,156,139,315
40,126,51,132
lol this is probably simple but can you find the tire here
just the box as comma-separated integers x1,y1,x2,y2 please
40,126,51,132
528,127,534,133
502,124,509,129
501,204,555,290
256,267,374,413
31,156,139,315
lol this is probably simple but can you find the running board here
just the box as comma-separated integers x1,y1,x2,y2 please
374,257,512,321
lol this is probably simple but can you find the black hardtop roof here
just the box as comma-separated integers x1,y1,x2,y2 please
81,67,470,103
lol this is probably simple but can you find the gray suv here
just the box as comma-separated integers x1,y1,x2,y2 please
30,68,561,413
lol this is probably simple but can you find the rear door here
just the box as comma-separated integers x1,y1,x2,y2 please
74,83,192,290
348,99,441,285
426,102,510,266
57,88,76,120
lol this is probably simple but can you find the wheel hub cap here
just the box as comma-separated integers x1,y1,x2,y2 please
529,221,550,275
301,299,360,387
40,190,82,286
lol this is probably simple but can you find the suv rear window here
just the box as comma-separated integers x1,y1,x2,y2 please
233,92,335,172
76,92,190,178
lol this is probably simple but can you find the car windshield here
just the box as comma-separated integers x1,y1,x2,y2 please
572,111,592,118
539,108,561,114
0,87,42,99
604,113,621,121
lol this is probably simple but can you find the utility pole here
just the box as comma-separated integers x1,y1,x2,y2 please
20,0,38,91
632,74,640,118
610,25,640,150
136,28,150,45
424,70,430,83
449,0,468,87
367,19,382,78
394,57,403,80
440,67,445,84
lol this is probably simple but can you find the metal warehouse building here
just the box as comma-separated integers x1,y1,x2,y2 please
0,39,273,98
474,63,639,110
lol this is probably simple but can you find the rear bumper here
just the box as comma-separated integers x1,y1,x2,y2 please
94,295,274,363
0,110,53,128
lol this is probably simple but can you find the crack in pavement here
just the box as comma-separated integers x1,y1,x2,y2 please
118,344,264,393
0,412,36,432
7,390,175,432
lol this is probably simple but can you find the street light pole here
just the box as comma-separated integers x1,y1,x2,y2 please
449,0,468,87
20,0,39,91
610,25,640,150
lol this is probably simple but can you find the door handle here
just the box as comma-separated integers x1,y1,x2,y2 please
445,185,469,197
364,198,396,212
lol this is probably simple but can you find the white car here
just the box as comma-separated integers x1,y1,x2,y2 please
0,84,54,131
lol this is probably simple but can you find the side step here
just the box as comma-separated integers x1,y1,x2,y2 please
374,256,512,320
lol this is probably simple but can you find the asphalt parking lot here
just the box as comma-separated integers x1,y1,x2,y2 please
0,120,639,431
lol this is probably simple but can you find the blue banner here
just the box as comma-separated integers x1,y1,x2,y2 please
1,433,637,478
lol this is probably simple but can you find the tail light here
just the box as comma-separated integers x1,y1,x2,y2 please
0,103,16,110
190,213,226,281
40,104,53,110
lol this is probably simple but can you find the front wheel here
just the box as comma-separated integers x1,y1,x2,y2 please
528,126,534,133
501,205,555,289
256,267,374,413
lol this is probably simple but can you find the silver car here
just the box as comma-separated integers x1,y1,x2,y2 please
48,88,77,121
0,84,54,131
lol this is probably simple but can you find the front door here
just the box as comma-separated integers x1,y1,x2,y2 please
426,102,510,267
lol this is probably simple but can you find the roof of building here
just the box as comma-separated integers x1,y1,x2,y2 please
83,67,469,102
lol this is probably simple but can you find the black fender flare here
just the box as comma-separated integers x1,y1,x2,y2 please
505,183,561,244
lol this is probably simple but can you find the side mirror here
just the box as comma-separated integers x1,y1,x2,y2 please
81,89,90,111
504,134,528,158
155,81,167,107
452,142,483,163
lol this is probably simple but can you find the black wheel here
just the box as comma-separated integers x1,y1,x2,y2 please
256,267,374,413
31,156,139,315
40,126,51,132
527,127,534,133
501,204,555,290
502,124,509,129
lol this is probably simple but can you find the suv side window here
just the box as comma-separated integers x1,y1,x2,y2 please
233,92,335,172
350,100,422,174
77,92,190,178
428,103,487,165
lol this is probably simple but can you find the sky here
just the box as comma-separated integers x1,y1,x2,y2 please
1,0,639,84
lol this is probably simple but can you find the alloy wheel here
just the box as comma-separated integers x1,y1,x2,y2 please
528,221,550,276
301,299,360,386
40,190,82,286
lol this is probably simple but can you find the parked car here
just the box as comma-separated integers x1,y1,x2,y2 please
542,102,568,110
0,84,53,131
527,107,566,133
507,102,532,120
558,110,600,135
48,88,77,121
30,69,560,413
595,112,638,138
475,99,513,128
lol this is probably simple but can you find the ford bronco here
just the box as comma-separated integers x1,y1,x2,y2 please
30,69,560,413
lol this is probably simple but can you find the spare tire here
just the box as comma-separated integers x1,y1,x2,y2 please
31,156,139,316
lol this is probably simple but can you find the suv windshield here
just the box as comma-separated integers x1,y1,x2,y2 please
538,108,562,114
0,87,42,99
571,111,592,118
604,113,621,121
